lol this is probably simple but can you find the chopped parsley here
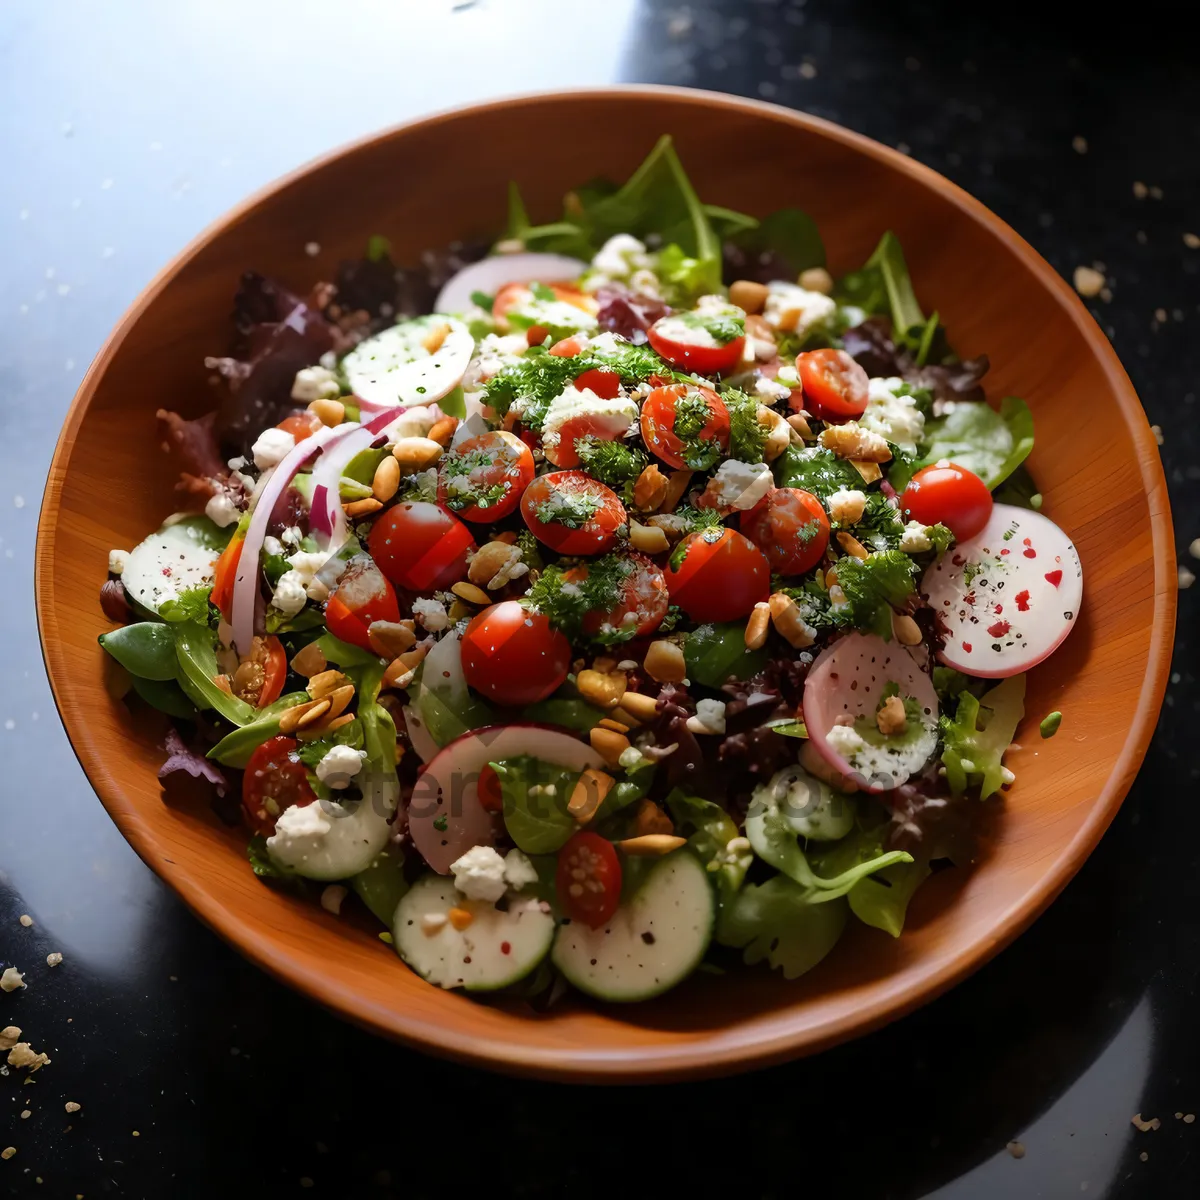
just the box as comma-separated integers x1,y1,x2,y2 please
723,388,768,464
530,281,557,302
672,389,724,471
526,554,633,641
532,485,602,530
773,446,862,500
440,446,511,513
830,550,918,639
158,586,216,625
668,522,726,572
469,289,494,312
675,308,745,345
670,504,726,535
574,436,648,500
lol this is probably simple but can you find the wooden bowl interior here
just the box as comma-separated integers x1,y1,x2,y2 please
37,89,1173,1080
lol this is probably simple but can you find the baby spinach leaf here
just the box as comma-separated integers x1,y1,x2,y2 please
716,877,848,979
729,207,826,274
836,231,925,342
351,843,408,925
684,621,770,688
492,756,581,855
130,675,198,720
173,622,256,726
207,693,311,767
99,621,178,681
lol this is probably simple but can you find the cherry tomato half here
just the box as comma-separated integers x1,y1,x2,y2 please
276,410,324,441
231,635,288,708
901,464,993,542
242,735,316,837
556,831,622,929
639,383,730,471
741,487,831,576
647,313,746,377
368,501,476,593
460,601,572,706
665,527,771,622
549,333,589,358
573,366,621,400
566,554,670,641
437,430,534,522
211,536,243,620
521,470,626,556
325,555,402,650
796,349,870,423
543,382,636,469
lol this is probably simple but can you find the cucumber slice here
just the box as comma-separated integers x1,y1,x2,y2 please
341,316,473,410
121,516,229,615
393,876,555,992
552,851,714,1002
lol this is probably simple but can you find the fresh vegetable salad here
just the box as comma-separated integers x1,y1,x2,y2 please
101,136,1082,1003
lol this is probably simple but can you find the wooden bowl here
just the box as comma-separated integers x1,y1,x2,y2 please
36,87,1175,1081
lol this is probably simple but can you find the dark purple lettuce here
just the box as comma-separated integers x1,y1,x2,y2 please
594,285,671,344
159,727,229,797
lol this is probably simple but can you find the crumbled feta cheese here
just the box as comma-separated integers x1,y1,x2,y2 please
686,698,728,735
204,491,240,528
755,376,792,402
226,455,248,471
287,549,341,601
319,351,337,371
319,884,349,915
270,570,308,617
825,724,865,759
0,968,25,993
859,377,926,453
827,487,867,525
587,331,627,356
315,744,365,790
704,459,774,511
590,233,653,280
280,525,303,547
469,334,528,383
380,404,437,443
763,281,837,338
269,800,333,860
262,536,284,558
899,520,934,553
541,385,638,454
290,365,340,403
628,268,665,299
251,427,296,470
450,845,508,903
503,849,539,892
776,364,799,385
412,597,449,631
651,314,719,347
107,548,129,575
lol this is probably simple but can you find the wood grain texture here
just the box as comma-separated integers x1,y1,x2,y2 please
35,87,1176,1082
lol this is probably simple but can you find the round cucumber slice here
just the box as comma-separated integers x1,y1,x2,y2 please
121,515,228,615
393,876,555,992
552,851,714,1003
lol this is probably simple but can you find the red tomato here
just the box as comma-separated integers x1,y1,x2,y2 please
565,554,670,641
325,555,402,650
901,464,993,541
573,366,621,400
242,736,316,837
741,487,831,576
231,635,288,707
549,334,588,357
665,527,771,621
368,502,476,592
521,470,626,556
276,410,324,440
526,324,550,346
556,831,622,929
211,536,243,620
477,763,504,813
647,315,746,376
437,431,534,522
796,349,870,422
639,383,730,471
460,601,571,706
492,282,597,331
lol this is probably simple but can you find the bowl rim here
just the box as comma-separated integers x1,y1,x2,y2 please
35,84,1177,1081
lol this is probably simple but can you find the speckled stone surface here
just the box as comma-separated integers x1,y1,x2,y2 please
1,1,1197,1196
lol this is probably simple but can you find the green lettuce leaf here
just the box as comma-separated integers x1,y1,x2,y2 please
98,621,178,681
773,445,863,499
492,756,580,855
728,207,825,274
207,693,312,767
173,622,256,726
940,673,1025,798
830,550,919,640
835,231,925,343
664,789,752,912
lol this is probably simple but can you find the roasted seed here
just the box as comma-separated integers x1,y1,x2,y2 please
745,601,771,650
892,612,922,645
367,620,417,658
291,641,327,678
308,397,346,427
568,768,615,824
836,531,869,560
729,279,769,313
372,455,401,502
617,834,688,856
344,497,383,518
392,436,444,473
577,668,627,710
635,800,674,837
617,692,658,723
450,581,491,606
307,669,351,700
660,469,693,513
633,464,669,511
644,639,686,684
427,415,459,446
589,726,631,768
628,519,670,555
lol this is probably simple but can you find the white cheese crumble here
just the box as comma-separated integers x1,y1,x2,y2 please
204,491,241,528
503,849,539,892
827,487,867,525
315,744,365,790
108,548,129,575
450,845,508,903
859,377,926,454
587,331,627,356
825,723,866,760
270,800,333,857
686,698,728,735
319,884,349,915
704,459,774,511
652,314,719,348
287,549,342,601
755,376,792,402
899,520,934,553
262,536,284,558
584,233,655,293
541,385,638,453
776,364,799,385
380,404,438,443
270,570,308,617
290,365,340,403
412,597,449,631
251,427,296,470
763,281,837,338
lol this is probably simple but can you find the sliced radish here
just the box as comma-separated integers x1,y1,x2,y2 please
408,724,603,874
434,253,588,315
342,316,472,412
803,632,939,793
921,503,1083,679
401,704,439,766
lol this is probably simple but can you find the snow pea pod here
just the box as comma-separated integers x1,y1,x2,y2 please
98,621,177,681
207,693,310,768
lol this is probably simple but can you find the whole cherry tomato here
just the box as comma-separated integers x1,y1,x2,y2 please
795,349,870,423
368,502,476,592
741,487,831,576
900,464,993,542
665,528,771,622
460,601,572,706
520,470,626,556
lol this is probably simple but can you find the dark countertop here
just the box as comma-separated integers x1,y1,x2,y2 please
2,1,1197,1196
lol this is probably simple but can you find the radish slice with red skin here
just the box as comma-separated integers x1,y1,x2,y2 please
434,253,589,315
401,704,440,766
408,724,603,873
921,503,1083,679
802,633,939,794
